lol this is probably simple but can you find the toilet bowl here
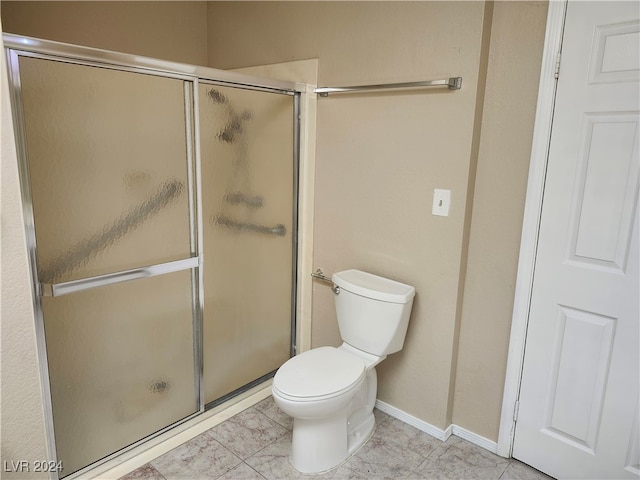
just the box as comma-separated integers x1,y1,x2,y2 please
272,269,415,474
272,347,366,417
272,345,383,473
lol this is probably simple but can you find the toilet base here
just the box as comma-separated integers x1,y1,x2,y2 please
347,410,375,455
346,367,377,455
290,411,376,474
288,369,378,474
290,413,348,473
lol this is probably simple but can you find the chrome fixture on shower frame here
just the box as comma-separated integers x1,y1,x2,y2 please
314,77,462,97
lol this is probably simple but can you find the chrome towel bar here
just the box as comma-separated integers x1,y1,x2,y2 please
314,77,462,97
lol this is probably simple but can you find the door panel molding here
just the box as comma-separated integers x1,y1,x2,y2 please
567,112,639,273
543,305,616,453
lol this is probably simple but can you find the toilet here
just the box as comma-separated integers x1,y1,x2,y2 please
272,269,415,474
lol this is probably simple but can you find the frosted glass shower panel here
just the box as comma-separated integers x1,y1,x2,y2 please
18,56,192,284
199,84,295,403
41,270,197,477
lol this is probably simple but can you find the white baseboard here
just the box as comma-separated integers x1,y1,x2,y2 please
374,400,498,455
375,400,452,441
451,425,498,454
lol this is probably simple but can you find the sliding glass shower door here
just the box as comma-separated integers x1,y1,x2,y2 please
8,38,299,478
199,84,296,404
15,55,200,477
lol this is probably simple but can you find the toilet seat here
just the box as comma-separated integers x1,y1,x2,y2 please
273,347,366,402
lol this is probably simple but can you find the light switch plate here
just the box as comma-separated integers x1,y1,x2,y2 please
432,189,451,216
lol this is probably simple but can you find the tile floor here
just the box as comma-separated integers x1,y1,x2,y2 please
120,397,553,480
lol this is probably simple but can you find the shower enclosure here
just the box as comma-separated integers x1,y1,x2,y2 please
5,35,300,478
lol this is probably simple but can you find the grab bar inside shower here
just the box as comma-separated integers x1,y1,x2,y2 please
39,179,185,284
213,215,286,236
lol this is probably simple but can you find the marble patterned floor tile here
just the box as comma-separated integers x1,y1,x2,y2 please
344,447,419,479
317,464,371,480
499,460,554,480
411,436,511,480
245,433,368,480
244,433,308,480
373,415,442,459
119,401,554,480
206,407,288,460
150,433,242,479
253,396,294,430
119,463,166,480
216,462,267,480
372,407,394,426
343,416,441,479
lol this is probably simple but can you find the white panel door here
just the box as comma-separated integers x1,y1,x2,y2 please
513,2,640,479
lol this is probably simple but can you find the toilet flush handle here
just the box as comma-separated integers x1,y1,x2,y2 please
311,268,340,294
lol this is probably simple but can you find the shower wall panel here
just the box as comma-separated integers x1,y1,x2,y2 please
199,84,295,403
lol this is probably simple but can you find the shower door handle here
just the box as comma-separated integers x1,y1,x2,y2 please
40,257,199,297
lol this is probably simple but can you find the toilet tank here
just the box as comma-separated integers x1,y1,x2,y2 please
332,270,415,356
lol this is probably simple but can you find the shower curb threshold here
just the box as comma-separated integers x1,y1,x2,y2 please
83,382,273,480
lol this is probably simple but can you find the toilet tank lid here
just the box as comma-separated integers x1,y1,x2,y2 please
332,269,415,304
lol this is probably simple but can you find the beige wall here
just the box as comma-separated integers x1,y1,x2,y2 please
1,1,208,66
0,2,548,468
453,2,549,440
1,26,49,479
207,1,547,436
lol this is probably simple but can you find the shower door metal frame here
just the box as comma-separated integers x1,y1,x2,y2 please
3,33,303,480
